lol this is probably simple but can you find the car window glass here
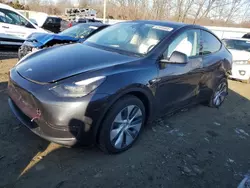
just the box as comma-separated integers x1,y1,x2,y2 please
222,39,250,52
59,24,98,38
0,11,12,23
166,29,199,58
46,18,53,24
0,8,33,28
201,31,221,55
87,23,172,55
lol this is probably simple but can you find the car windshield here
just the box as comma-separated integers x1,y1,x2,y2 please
85,22,173,55
59,24,99,39
223,39,250,52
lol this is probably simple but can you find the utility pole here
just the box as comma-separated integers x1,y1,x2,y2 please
103,0,107,23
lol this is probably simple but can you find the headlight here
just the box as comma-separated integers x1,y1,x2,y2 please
16,49,36,66
233,60,250,65
50,76,106,97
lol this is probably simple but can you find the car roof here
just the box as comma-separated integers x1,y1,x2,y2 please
129,20,190,29
48,15,62,19
222,37,250,42
77,23,109,27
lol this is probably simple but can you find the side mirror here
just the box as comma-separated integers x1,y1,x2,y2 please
160,51,188,64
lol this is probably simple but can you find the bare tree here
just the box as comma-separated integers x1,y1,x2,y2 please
193,0,206,24
176,0,185,21
225,0,247,23
181,0,195,22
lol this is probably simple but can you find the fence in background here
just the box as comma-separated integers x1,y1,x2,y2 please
99,18,250,39
17,9,250,39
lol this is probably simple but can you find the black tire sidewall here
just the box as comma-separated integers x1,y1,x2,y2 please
98,95,146,154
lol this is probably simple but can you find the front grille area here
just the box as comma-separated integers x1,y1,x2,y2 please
8,80,39,120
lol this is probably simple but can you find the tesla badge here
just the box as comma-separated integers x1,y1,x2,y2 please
26,68,32,72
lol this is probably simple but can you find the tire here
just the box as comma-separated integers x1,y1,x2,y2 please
208,78,228,108
98,95,146,154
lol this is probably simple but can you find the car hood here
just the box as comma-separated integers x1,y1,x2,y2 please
229,49,250,61
26,32,79,48
16,43,139,84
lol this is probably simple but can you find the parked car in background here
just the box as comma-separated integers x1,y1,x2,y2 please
8,21,231,154
0,33,24,49
18,23,109,59
242,33,250,39
41,16,62,33
222,38,250,83
69,18,102,27
60,19,70,31
0,3,47,47
29,18,38,26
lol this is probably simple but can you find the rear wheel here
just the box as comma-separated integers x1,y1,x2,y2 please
98,95,145,154
208,78,228,108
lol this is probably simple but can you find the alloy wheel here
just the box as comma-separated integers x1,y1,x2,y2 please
213,82,227,106
110,105,143,149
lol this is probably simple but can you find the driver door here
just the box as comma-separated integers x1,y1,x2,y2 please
156,29,203,114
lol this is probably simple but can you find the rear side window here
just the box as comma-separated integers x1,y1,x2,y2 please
201,30,221,55
45,17,61,24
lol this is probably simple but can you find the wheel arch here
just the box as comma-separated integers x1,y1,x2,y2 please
94,87,154,142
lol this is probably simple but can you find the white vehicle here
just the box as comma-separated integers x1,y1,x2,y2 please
0,3,47,46
222,37,250,83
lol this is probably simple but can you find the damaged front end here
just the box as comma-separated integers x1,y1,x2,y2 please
18,33,79,60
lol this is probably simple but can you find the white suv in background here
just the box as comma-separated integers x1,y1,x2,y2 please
222,37,250,83
0,3,47,47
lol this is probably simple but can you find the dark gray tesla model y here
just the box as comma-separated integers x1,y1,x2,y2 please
8,20,232,153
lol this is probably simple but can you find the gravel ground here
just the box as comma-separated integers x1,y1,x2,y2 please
0,58,250,188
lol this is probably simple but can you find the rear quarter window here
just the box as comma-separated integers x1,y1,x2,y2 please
201,30,221,55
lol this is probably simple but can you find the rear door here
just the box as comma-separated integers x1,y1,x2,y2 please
198,30,224,100
156,29,203,114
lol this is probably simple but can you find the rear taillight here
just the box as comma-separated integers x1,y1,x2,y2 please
68,22,72,27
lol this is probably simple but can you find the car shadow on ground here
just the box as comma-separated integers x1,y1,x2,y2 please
0,77,250,187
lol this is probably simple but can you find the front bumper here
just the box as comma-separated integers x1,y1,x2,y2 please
8,69,110,147
229,64,250,81
8,98,77,146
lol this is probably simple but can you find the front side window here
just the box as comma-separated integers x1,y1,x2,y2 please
166,29,200,58
201,30,221,55
86,22,174,55
0,8,34,28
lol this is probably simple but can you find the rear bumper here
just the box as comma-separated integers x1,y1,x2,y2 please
8,98,77,146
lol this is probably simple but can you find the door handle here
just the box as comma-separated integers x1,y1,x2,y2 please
2,26,9,29
149,78,161,85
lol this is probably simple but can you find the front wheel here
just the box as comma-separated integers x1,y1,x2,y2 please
208,78,228,108
98,95,145,154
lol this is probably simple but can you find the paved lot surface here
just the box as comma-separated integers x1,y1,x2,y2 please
0,57,250,188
